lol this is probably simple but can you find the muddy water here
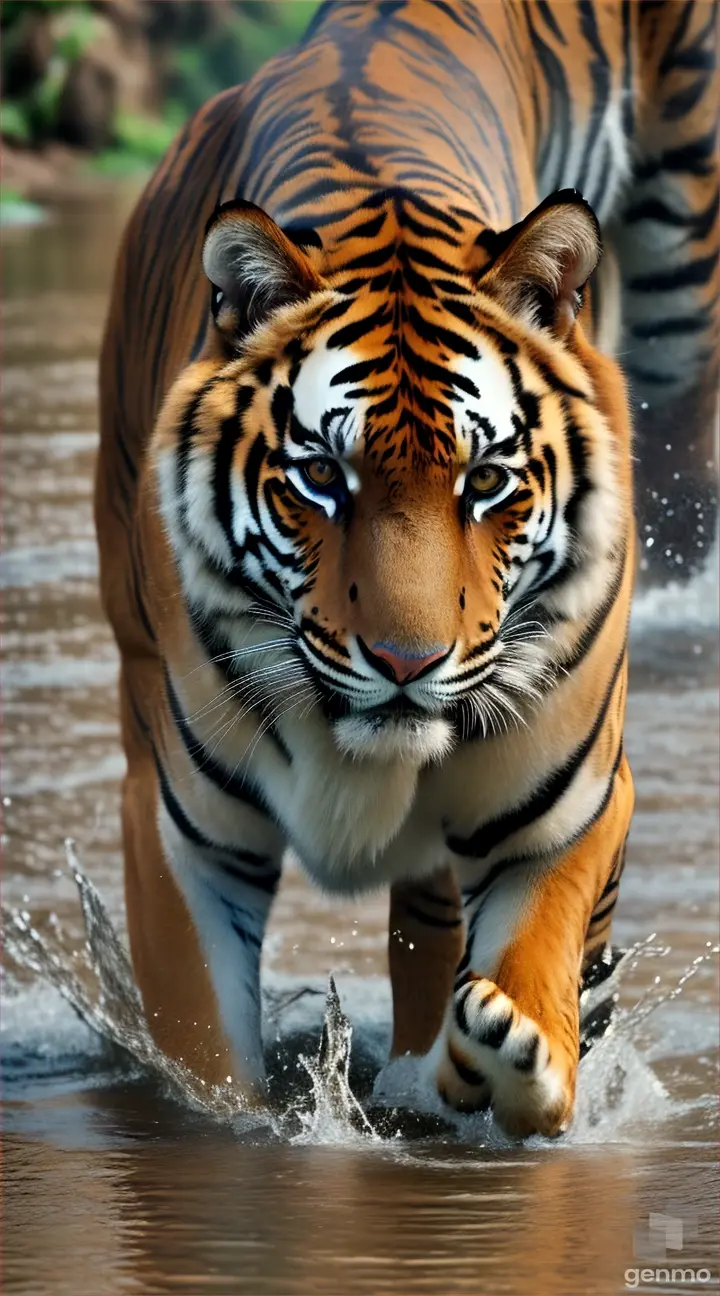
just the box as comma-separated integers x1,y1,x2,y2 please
2,192,718,1296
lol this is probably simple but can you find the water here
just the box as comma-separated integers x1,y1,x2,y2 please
2,191,718,1295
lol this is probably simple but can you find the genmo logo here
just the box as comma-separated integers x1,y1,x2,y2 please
624,1267,712,1290
625,1209,714,1289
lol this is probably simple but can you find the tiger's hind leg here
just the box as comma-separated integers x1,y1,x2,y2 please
388,866,465,1059
436,758,634,1137
612,0,718,580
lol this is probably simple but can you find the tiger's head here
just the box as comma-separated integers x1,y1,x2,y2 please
153,189,630,764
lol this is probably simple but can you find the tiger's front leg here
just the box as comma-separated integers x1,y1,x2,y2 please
437,757,633,1137
121,678,284,1103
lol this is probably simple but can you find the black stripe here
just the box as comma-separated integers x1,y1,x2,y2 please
154,751,279,895
155,750,207,850
633,128,717,182
558,740,625,858
462,855,522,909
301,616,351,659
626,364,681,388
630,313,709,340
536,0,566,44
414,886,458,908
218,897,264,950
554,544,627,674
476,1010,512,1051
449,1052,486,1087
165,668,273,818
587,894,618,928
326,302,393,350
213,390,253,555
177,388,207,539
448,646,626,859
628,251,718,293
575,1,611,197
513,1034,540,1073
403,903,464,930
622,188,719,238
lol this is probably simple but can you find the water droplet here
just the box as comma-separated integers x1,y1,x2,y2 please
226,1075,232,1084
330,936,336,945
645,537,654,548
640,401,649,411
2,797,11,807
408,942,415,951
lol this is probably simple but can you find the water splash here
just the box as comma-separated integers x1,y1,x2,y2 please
2,841,255,1121
2,843,375,1141
2,843,716,1144
289,976,378,1144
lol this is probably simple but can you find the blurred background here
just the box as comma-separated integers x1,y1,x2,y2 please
1,0,320,215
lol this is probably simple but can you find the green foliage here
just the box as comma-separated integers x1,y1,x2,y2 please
113,111,179,164
53,5,98,62
0,0,80,23
85,148,154,178
165,1,321,115
88,110,180,177
0,0,323,169
0,99,30,143
25,61,66,138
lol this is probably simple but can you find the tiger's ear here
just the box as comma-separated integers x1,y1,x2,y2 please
474,190,601,339
202,200,324,347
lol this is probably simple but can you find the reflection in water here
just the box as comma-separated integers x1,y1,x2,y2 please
2,191,719,1294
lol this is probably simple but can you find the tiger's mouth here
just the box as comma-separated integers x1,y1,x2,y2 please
332,697,455,764
364,696,428,725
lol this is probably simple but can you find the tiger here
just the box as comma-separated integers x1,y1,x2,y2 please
95,0,718,1137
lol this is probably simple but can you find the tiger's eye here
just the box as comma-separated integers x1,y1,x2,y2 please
304,459,338,488
467,464,504,495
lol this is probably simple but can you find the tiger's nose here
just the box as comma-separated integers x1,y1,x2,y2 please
358,639,451,684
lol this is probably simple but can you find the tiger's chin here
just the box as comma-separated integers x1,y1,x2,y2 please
333,711,454,764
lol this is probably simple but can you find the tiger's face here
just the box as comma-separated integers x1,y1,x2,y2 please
155,192,624,764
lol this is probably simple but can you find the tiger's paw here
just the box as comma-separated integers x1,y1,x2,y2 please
436,978,575,1138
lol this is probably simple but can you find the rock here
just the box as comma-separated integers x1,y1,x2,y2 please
2,8,53,99
56,56,117,151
